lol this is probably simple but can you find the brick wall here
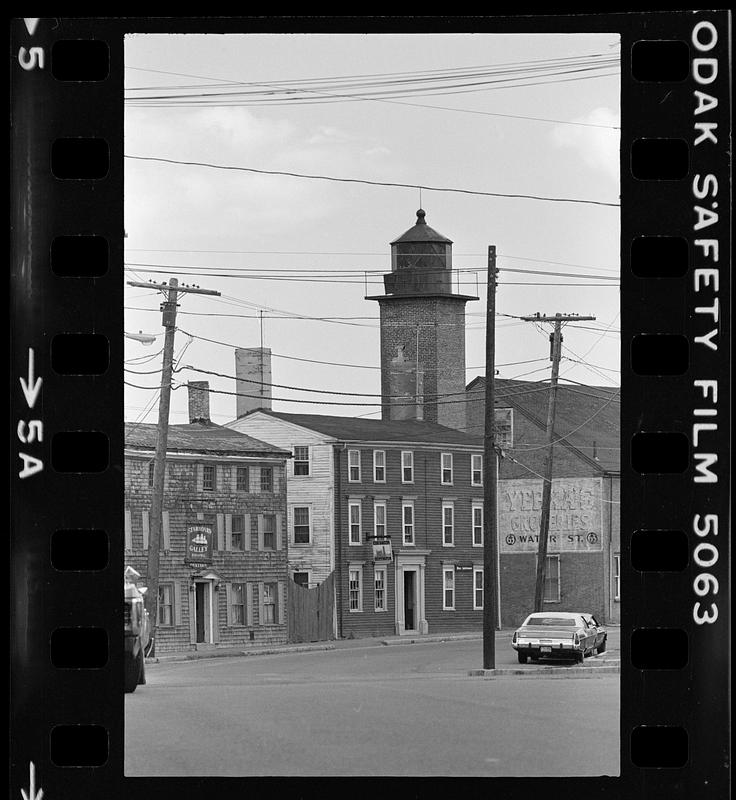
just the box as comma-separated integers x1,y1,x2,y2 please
124,453,289,653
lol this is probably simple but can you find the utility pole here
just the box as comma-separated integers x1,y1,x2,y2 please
126,277,220,655
483,246,499,669
519,313,596,612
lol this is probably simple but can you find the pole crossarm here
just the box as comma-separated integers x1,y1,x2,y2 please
127,280,221,297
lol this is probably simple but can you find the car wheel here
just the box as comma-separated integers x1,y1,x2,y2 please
124,653,139,693
518,652,528,664
576,650,585,664
597,637,607,654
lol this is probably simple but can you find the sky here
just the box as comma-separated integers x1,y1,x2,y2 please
124,33,621,426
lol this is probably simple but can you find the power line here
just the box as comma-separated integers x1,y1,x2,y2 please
125,155,620,208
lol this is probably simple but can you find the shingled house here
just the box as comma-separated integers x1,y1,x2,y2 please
124,383,292,653
466,377,620,625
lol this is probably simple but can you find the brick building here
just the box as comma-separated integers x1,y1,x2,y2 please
228,411,486,639
466,377,620,626
124,384,292,654
366,209,478,431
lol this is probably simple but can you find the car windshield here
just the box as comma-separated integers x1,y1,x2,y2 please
524,616,577,627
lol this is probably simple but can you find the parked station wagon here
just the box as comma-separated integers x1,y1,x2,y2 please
511,611,607,664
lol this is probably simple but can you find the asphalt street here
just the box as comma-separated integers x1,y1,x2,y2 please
125,635,620,777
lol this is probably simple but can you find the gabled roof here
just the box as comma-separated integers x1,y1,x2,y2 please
467,377,620,473
238,409,482,447
125,421,290,457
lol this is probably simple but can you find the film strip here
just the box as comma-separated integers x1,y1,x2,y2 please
10,14,730,798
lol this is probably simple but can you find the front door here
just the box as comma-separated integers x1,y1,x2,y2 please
195,582,208,643
404,570,416,632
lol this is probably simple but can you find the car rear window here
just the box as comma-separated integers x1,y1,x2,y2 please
525,616,576,626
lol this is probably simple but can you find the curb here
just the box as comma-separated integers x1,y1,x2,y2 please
148,642,337,663
469,661,620,678
380,632,515,646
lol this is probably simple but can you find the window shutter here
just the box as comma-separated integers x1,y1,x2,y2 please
278,581,286,625
142,510,149,550
244,513,251,551
216,514,224,552
258,582,265,626
225,583,232,627
188,585,196,643
276,514,283,550
162,511,170,550
257,515,264,551
252,467,260,494
196,464,203,493
174,582,182,626
124,510,132,551
212,590,220,643
246,582,254,626
224,515,232,551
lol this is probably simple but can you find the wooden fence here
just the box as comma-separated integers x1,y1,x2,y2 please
287,572,335,643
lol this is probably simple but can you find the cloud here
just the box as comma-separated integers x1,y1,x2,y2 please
550,107,620,183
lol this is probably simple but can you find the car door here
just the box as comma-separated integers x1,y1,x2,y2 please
581,615,597,651
588,615,605,649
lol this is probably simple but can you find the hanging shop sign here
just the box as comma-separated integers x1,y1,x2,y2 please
372,539,393,562
498,477,604,553
185,523,213,567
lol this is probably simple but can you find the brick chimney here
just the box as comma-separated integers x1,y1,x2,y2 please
187,381,210,423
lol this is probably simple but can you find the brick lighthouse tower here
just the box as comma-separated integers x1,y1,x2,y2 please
367,209,478,430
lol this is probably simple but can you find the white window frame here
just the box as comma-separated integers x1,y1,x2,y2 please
348,449,361,483
292,505,311,545
293,445,310,477
472,502,484,547
443,567,455,610
441,452,454,485
158,583,174,626
442,501,455,547
373,449,386,483
401,450,414,484
202,463,217,492
349,566,363,612
348,501,362,546
374,500,387,541
539,554,561,603
230,582,246,625
473,567,484,610
374,565,387,612
471,454,483,486
292,571,310,589
402,501,415,546
613,553,620,601
235,465,249,492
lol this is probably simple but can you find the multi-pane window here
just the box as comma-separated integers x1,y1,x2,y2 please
373,450,386,482
293,506,310,544
402,502,415,546
613,553,620,601
148,461,155,487
374,566,387,612
542,555,561,603
202,464,216,491
263,514,276,550
260,467,273,492
473,567,484,610
293,446,310,476
442,502,454,546
374,501,387,540
441,453,453,485
263,583,277,624
292,572,309,588
158,583,173,626
231,583,245,625
231,515,245,550
401,451,414,483
348,449,361,482
472,504,484,547
349,567,363,611
443,568,455,610
349,502,362,545
236,466,249,492
471,454,483,486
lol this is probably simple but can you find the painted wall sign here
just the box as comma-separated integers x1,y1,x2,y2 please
372,540,393,562
185,524,213,565
494,407,513,449
498,477,603,552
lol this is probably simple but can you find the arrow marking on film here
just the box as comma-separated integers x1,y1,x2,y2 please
23,19,40,36
20,761,43,800
20,348,42,409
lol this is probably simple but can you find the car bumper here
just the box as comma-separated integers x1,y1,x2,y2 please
513,642,582,657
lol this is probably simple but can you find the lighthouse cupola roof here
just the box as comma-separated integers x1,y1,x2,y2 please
390,209,453,246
